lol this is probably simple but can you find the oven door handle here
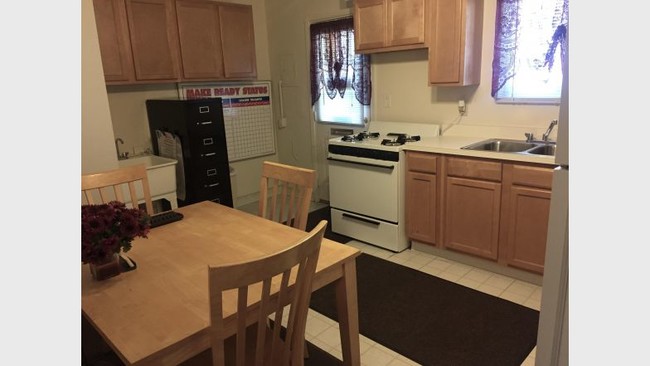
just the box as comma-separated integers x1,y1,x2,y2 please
327,157,395,171
342,213,381,226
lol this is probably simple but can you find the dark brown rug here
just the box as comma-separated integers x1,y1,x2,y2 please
309,253,540,366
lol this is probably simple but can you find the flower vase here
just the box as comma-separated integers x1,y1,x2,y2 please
89,254,121,281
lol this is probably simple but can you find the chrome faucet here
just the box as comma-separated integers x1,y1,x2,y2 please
542,119,558,142
115,138,128,160
524,132,535,142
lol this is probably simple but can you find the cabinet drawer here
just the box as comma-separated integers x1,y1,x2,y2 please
407,152,438,174
446,156,502,182
511,164,554,190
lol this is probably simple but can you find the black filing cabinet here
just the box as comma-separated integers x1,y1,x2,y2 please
145,98,233,207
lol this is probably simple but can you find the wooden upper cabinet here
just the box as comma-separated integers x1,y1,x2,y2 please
388,0,426,47
218,3,257,79
125,0,181,81
354,0,387,51
175,1,256,81
428,0,483,86
93,0,180,84
92,0,135,82
175,0,224,80
354,0,427,53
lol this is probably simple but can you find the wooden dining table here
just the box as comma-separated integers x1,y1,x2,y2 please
81,200,362,366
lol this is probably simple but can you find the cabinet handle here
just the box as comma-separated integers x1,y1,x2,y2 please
197,121,213,126
327,157,394,170
205,183,220,187
199,106,210,113
342,213,380,226
201,152,216,157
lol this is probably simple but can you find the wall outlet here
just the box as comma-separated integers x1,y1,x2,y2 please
458,100,466,115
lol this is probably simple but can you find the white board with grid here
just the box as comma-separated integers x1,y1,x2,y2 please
178,81,276,162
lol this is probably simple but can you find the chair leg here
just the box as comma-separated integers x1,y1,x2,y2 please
304,340,310,358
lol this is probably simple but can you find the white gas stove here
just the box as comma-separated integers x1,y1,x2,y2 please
327,121,440,252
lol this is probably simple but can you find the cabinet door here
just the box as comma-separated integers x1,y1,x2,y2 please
175,0,224,80
406,171,437,245
444,176,501,260
92,0,135,82
125,0,180,81
503,186,551,274
387,0,426,47
354,0,387,51
218,3,257,79
428,0,483,85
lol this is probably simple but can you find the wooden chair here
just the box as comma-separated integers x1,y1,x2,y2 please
81,164,154,214
258,161,316,231
205,220,327,366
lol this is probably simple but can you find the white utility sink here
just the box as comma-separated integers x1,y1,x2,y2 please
118,155,178,210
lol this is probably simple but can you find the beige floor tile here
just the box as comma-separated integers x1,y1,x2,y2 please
529,286,543,301
393,354,422,366
457,276,483,290
506,280,538,297
499,291,528,305
483,273,515,290
423,258,453,272
523,297,541,311
436,270,463,283
305,314,333,337
388,357,419,366
444,262,473,277
462,267,493,283
309,309,337,326
315,325,343,349
361,344,397,366
419,264,443,277
477,283,505,297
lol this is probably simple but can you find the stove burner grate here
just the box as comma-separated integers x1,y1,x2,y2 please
341,131,380,142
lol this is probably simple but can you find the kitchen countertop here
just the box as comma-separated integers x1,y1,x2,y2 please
403,136,558,166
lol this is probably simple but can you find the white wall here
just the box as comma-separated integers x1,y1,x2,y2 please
82,0,119,174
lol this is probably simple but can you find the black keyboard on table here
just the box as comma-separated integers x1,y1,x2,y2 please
149,211,184,228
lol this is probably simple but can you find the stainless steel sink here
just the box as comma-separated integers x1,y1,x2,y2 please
461,138,556,156
526,144,556,156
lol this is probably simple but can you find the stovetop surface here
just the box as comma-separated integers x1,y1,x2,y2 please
328,121,440,152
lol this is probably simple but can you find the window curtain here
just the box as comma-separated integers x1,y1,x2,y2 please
491,0,569,97
310,17,371,106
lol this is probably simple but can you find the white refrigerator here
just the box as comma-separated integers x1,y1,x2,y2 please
535,39,569,366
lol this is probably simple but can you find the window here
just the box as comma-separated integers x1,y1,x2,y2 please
310,18,371,126
491,0,568,104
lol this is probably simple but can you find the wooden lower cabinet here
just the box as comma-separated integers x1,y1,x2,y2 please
405,152,554,274
406,171,437,244
499,163,554,274
405,152,439,245
443,176,501,260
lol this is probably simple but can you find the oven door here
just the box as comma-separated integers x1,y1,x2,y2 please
328,155,399,223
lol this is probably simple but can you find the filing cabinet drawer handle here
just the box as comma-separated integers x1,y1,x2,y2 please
206,169,217,176
197,121,213,126
199,106,210,113
205,183,220,188
203,138,214,145
202,152,216,157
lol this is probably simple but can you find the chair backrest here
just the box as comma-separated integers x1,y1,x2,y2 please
258,161,316,231
208,220,327,366
81,164,154,214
